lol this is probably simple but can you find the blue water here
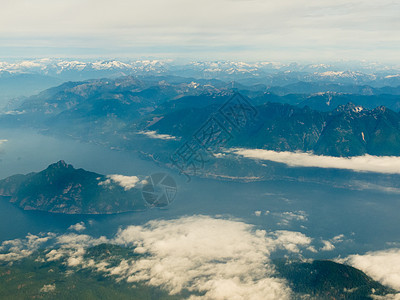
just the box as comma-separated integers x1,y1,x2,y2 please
1,128,400,259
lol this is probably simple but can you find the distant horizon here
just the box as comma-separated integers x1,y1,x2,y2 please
1,57,399,70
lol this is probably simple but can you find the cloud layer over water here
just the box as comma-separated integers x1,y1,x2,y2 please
137,131,179,141
230,148,400,174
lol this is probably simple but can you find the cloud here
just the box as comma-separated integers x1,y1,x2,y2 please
230,148,400,175
0,231,107,265
0,233,55,262
372,294,400,300
137,131,179,141
341,248,400,290
111,216,297,299
3,111,25,115
331,234,345,243
40,284,56,293
348,181,400,194
320,234,346,251
76,216,313,299
0,139,7,152
0,139,7,154
265,230,312,254
254,210,308,227
0,0,399,61
0,216,317,299
55,233,108,249
98,174,142,190
68,222,86,232
320,241,335,251
274,211,308,227
46,233,108,268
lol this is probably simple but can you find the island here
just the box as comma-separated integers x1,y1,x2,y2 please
0,160,146,214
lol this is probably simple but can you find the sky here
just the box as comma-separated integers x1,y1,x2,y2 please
0,0,399,62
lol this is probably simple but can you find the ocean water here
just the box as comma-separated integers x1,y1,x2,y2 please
1,128,400,259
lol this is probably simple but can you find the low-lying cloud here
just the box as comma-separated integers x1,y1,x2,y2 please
255,210,308,227
68,222,86,232
275,211,308,227
0,215,318,299
230,148,400,175
341,248,400,291
0,139,7,151
137,130,179,141
40,284,56,293
348,181,400,194
99,174,143,190
321,240,335,251
111,216,298,299
320,234,346,252
0,233,55,261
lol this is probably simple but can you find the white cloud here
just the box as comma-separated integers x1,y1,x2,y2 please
348,181,400,194
55,233,108,249
3,111,25,115
68,222,86,232
372,294,400,300
332,234,345,243
99,174,142,190
137,131,179,141
0,216,316,299
109,216,316,299
0,231,108,268
0,233,55,262
341,248,400,290
230,148,400,175
273,211,308,227
307,246,318,253
320,240,335,251
254,210,308,225
0,139,7,152
320,234,346,251
46,233,108,268
46,249,65,262
40,284,56,293
265,230,312,254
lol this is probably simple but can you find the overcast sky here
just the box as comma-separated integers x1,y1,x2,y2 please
0,0,399,62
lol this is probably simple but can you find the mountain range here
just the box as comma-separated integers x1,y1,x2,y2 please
3,75,400,159
2,59,400,85
1,59,400,111
147,100,400,157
